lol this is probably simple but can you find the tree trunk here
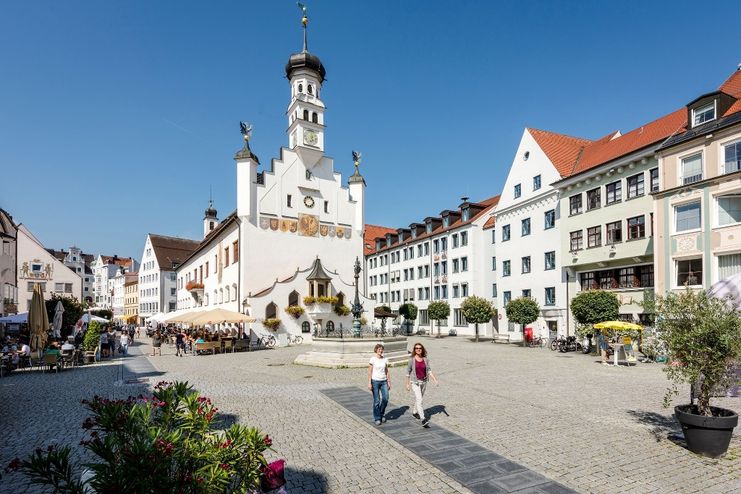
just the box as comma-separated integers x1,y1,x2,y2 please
475,323,479,342
436,320,441,338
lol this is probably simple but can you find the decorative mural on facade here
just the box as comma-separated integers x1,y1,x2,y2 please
259,215,351,240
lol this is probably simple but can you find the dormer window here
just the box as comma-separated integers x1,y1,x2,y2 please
386,237,391,247
462,208,470,221
692,102,715,127
443,217,449,228
426,223,432,233
411,229,417,239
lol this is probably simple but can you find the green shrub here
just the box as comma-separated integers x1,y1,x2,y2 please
82,322,101,351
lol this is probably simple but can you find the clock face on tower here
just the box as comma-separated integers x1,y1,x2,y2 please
303,129,318,146
303,196,315,208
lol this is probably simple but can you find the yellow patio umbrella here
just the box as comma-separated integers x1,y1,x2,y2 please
28,284,49,352
593,321,643,331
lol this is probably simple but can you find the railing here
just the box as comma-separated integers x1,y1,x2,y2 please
682,173,703,185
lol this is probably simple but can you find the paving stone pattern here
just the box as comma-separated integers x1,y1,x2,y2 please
2,336,740,494
323,386,576,494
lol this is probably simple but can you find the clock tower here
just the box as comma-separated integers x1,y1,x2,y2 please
285,7,326,168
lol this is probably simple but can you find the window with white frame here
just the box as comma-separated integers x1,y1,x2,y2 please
718,195,741,226
454,308,467,327
452,285,459,298
502,225,510,241
491,229,496,243
533,175,541,191
461,232,468,246
491,256,496,270
676,258,702,287
461,283,468,297
692,102,715,127
718,253,741,279
724,140,741,174
681,153,703,185
461,257,468,271
627,173,645,198
492,283,497,297
675,202,701,232
514,184,521,198
503,291,511,306
587,226,601,248
452,234,459,248
522,289,531,298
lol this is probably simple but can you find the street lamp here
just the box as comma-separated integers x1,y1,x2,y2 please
350,257,364,337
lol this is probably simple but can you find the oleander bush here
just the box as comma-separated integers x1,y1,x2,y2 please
4,381,276,493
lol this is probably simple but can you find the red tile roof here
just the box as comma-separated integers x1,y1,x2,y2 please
149,234,201,270
483,216,496,230
365,195,500,255
569,108,687,176
364,224,396,255
720,69,741,98
528,129,593,178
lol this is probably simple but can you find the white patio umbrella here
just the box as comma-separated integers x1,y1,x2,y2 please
188,308,256,325
80,313,110,323
161,309,199,323
52,300,64,338
707,272,741,309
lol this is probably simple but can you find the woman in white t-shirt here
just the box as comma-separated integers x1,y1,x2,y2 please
368,343,391,426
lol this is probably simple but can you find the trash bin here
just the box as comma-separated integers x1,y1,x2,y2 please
524,326,533,343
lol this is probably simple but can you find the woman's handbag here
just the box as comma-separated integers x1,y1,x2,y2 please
260,459,286,492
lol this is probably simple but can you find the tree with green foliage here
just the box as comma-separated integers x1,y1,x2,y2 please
461,296,494,342
570,290,619,326
428,301,450,338
656,289,741,416
45,294,84,339
505,297,540,345
398,303,418,335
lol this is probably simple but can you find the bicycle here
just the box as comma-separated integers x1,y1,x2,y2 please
287,334,303,345
257,334,276,349
527,335,548,348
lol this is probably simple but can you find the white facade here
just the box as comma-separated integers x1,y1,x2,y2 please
91,255,139,309
16,224,82,312
60,247,94,304
494,129,567,340
175,29,373,343
111,268,127,320
138,233,195,320
365,198,499,337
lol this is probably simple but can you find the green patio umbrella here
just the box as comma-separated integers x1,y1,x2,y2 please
28,284,49,353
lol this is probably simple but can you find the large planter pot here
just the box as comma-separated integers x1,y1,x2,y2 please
674,404,738,458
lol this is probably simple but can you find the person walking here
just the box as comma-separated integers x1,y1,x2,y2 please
175,329,186,357
120,330,130,356
405,342,438,428
368,343,391,426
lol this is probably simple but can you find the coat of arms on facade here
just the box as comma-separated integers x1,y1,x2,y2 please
270,218,279,231
298,213,319,237
328,226,336,237
288,220,298,233
336,227,345,238
260,217,270,230
320,225,329,236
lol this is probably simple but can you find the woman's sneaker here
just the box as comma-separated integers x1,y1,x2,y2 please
374,420,382,426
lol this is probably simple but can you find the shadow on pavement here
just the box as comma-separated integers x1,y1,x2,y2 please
626,409,684,443
384,405,409,420
426,404,449,418
284,466,329,493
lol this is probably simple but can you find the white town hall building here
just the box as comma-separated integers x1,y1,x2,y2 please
176,15,374,343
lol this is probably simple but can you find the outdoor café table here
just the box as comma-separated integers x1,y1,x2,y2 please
221,337,235,353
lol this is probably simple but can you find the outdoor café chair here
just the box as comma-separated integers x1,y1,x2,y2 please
42,354,60,373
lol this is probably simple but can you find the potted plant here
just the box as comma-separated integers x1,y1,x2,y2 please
284,305,304,319
82,322,101,362
262,318,281,331
333,304,350,317
656,288,741,458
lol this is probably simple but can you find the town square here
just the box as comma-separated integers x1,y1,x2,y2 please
1,1,740,493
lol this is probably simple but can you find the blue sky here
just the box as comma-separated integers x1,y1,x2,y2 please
2,0,739,260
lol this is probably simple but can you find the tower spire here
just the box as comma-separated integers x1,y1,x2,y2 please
298,2,308,52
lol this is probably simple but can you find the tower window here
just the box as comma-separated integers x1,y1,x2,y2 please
303,109,309,120
298,83,303,93
312,112,318,123
324,201,329,213
308,84,313,95
287,195,292,208
209,221,214,231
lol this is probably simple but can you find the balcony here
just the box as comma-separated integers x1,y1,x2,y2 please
185,281,204,299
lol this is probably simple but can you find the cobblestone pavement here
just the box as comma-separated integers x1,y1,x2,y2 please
1,337,739,493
